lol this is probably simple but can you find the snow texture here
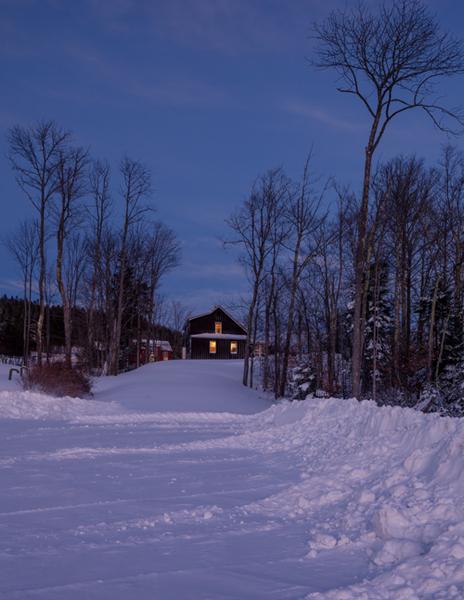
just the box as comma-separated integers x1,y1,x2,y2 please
1,361,464,598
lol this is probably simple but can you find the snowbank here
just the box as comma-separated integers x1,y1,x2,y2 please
0,363,120,421
0,359,267,421
2,358,464,597
238,398,464,599
0,390,119,421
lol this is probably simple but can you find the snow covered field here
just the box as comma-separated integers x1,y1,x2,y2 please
1,361,464,598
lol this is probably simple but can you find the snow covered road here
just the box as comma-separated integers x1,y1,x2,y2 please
0,420,359,599
1,361,464,598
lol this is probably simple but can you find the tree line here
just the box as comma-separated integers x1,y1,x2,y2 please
5,121,181,374
229,0,464,416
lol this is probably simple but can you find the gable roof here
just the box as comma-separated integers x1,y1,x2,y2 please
188,305,247,333
156,340,172,352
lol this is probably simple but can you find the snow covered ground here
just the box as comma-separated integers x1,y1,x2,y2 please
1,361,464,598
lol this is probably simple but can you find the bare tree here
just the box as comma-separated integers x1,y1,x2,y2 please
278,156,325,397
85,160,112,369
55,146,89,366
314,189,348,394
226,168,289,387
261,219,286,392
439,146,464,361
99,229,119,373
314,0,464,397
4,220,39,364
44,265,57,363
8,121,70,365
108,157,152,375
145,221,181,347
376,157,436,386
64,234,87,321
168,300,192,357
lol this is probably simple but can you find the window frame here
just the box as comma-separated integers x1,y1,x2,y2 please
214,321,222,334
209,340,217,354
230,341,238,355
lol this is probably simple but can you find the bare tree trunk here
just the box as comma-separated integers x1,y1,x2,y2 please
427,276,441,382
352,137,377,398
273,292,281,399
328,311,337,395
405,248,412,372
249,301,259,389
280,250,300,397
243,285,259,387
37,202,46,365
372,255,382,402
393,242,402,386
435,312,450,382
45,303,50,364
21,270,28,365
56,233,72,367
25,251,35,364
263,283,272,391
136,312,141,368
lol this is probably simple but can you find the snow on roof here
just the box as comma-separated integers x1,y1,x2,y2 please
188,305,247,333
131,339,172,352
157,341,172,352
190,333,247,340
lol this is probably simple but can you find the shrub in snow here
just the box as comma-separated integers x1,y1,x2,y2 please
436,363,464,417
414,364,464,417
24,362,92,398
314,389,330,398
289,362,316,400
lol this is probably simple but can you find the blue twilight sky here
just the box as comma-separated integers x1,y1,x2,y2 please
0,0,463,313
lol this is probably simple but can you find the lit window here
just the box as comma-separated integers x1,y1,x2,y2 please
230,341,238,355
215,322,222,334
209,340,217,354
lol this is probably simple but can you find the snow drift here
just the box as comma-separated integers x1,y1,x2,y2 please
241,398,464,598
1,360,464,597
0,389,120,421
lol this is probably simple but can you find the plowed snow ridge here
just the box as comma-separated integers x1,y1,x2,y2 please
1,361,463,599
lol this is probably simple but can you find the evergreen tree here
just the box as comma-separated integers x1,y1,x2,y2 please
362,260,393,395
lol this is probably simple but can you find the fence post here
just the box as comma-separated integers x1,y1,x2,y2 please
8,368,20,381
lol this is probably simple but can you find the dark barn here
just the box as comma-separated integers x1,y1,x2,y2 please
185,306,247,360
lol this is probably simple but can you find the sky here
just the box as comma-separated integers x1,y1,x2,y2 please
0,0,463,314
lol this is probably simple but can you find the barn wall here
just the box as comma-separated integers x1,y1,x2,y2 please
191,338,245,360
189,308,246,336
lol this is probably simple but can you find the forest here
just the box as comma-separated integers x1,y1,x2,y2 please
3,0,464,417
228,1,464,417
3,122,184,373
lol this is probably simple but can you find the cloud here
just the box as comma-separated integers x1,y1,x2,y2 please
60,43,232,110
284,99,361,132
0,278,25,294
151,0,289,55
129,80,232,109
85,0,326,56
